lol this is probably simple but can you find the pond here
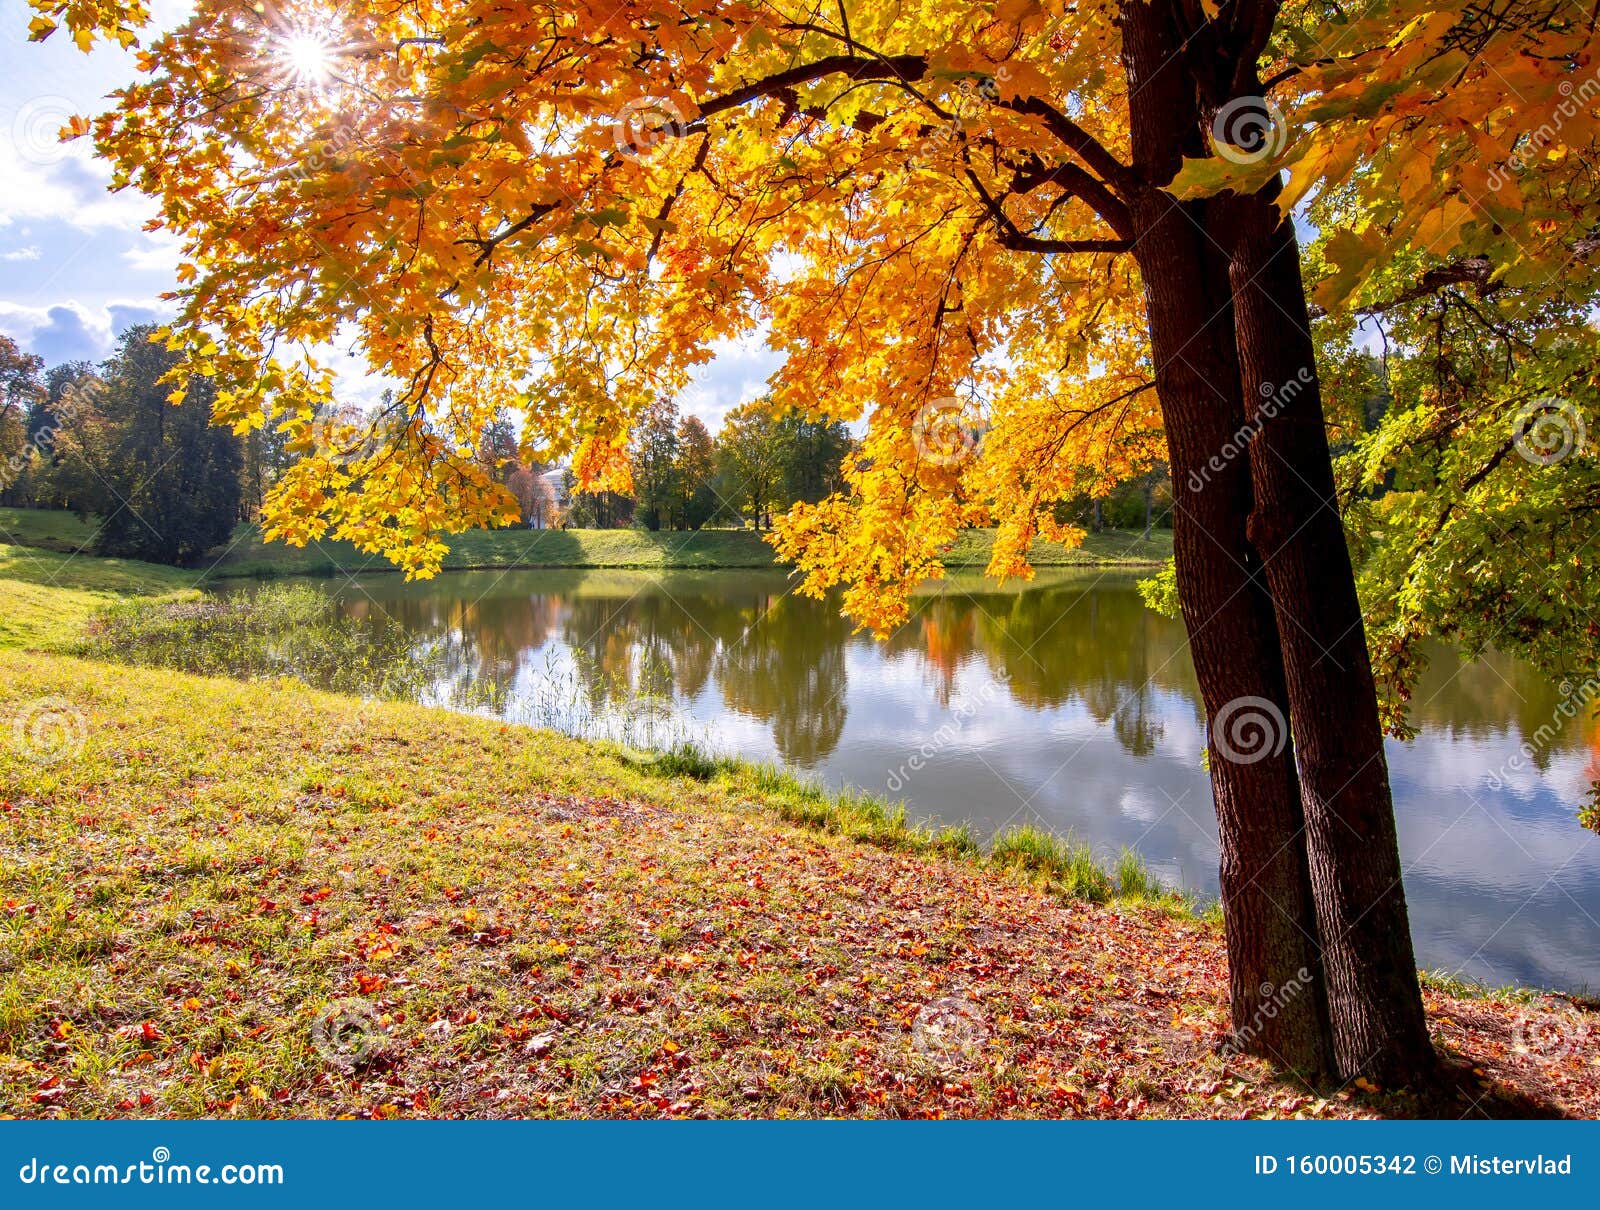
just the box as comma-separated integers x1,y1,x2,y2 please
295,565,1598,994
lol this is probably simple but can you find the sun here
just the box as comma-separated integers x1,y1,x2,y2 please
280,29,335,86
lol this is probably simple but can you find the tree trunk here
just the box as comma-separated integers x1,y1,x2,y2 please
1128,186,1332,1078
1223,191,1433,1083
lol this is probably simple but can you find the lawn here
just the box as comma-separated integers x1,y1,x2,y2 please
0,544,197,650
0,507,1173,579
2,523,1591,1121
2,648,1596,1119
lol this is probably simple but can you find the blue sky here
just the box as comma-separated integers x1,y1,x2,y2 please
0,0,777,430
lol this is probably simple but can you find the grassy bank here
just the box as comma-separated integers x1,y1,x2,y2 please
2,538,1594,1120
0,506,1172,579
3,646,1597,1119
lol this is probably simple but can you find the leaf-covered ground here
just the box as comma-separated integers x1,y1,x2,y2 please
1,651,1596,1119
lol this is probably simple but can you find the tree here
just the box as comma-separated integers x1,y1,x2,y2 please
507,464,558,528
475,410,521,485
716,403,784,531
774,413,853,508
630,398,681,531
40,0,1600,1082
49,327,243,564
674,415,718,530
0,334,45,501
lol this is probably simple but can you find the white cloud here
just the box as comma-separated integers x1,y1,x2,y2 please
0,297,170,363
1,245,41,261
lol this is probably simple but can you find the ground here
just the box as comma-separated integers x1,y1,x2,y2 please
2,649,1597,1120
0,506,1173,578
0,522,1595,1120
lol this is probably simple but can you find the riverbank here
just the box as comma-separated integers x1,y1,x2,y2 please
0,507,1173,579
2,547,1596,1119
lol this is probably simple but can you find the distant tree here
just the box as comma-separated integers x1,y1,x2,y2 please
0,334,45,503
475,410,520,484
630,398,680,531
774,413,852,507
506,463,557,528
715,402,783,530
674,415,717,530
51,327,243,564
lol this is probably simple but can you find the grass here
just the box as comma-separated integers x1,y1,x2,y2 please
0,544,196,650
3,647,1596,1119
2,530,1593,1120
0,506,1172,579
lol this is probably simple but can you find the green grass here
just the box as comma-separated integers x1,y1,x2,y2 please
0,506,1172,579
1,544,1589,1119
0,544,197,650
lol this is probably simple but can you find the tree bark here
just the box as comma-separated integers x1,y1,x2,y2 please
1118,0,1331,1076
1223,190,1433,1083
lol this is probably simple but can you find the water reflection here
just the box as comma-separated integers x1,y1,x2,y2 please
320,566,1598,993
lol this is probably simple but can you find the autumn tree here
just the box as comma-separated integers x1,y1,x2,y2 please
675,414,718,529
716,402,784,530
35,0,1600,1082
506,463,557,528
631,398,682,531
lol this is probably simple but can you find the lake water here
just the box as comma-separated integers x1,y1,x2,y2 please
313,565,1599,994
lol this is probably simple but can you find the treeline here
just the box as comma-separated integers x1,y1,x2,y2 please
563,397,854,532
0,326,255,564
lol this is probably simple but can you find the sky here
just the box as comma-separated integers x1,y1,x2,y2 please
0,0,780,433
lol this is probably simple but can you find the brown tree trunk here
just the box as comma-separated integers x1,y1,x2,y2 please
1223,191,1433,1083
1128,187,1332,1078
1118,0,1330,1075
